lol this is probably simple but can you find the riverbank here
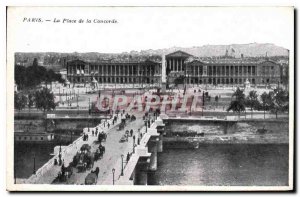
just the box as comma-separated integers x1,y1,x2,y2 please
163,118,289,147
164,133,288,149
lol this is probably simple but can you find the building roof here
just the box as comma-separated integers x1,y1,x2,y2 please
186,57,279,65
68,59,160,66
166,50,193,58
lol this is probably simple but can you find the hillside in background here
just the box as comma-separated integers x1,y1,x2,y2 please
15,43,289,68
138,43,289,57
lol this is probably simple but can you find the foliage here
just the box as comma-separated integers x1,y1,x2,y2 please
227,100,246,114
34,87,56,112
270,88,289,118
232,87,245,101
173,75,185,87
259,89,289,119
260,92,273,111
15,58,64,89
14,92,28,111
245,90,260,114
215,95,219,102
28,93,35,110
227,88,246,116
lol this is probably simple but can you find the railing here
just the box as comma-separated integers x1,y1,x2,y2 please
26,114,121,184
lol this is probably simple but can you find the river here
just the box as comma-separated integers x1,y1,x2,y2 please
148,144,289,186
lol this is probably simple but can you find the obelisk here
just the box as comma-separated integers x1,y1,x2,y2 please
161,54,166,92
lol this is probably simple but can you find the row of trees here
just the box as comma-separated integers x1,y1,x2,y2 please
227,87,289,119
15,58,64,90
14,88,56,112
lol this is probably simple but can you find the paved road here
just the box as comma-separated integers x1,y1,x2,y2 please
62,116,145,185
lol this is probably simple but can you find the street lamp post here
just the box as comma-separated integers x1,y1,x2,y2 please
202,91,205,116
190,95,194,116
14,165,16,184
59,87,61,103
133,135,136,153
33,154,36,174
112,168,115,185
77,95,79,115
88,98,91,115
121,154,124,176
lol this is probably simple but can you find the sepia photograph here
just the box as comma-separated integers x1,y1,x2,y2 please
6,6,294,191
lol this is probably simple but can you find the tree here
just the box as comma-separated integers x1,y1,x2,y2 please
227,88,245,119
245,90,260,118
34,88,56,112
260,92,270,119
215,95,219,108
174,75,185,92
32,58,38,67
232,87,245,101
15,58,65,89
28,92,35,112
14,92,27,111
15,65,27,90
270,88,289,119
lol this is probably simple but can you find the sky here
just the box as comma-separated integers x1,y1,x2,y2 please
7,7,294,53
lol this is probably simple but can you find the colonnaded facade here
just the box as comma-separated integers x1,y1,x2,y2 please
66,50,282,86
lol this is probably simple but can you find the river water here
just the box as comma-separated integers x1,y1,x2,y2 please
14,144,58,179
148,144,289,186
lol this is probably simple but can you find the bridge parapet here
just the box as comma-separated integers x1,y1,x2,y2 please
117,146,151,185
116,122,162,185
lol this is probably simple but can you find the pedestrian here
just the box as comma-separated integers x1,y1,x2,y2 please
130,129,133,137
107,123,110,128
133,135,136,143
126,152,130,163
58,153,62,166
61,160,65,176
92,130,94,136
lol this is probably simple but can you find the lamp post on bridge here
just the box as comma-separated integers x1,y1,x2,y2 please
202,91,205,116
144,120,147,133
112,168,115,185
133,136,136,153
121,154,124,176
33,153,36,174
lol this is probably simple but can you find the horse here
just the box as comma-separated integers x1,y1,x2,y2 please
98,145,105,155
94,149,101,161
64,165,73,178
91,167,100,177
85,171,98,185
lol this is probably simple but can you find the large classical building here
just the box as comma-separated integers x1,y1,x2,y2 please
66,59,161,85
66,50,282,86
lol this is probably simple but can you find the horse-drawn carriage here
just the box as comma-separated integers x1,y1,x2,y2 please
94,144,105,161
118,121,126,130
72,144,94,172
98,132,107,142
55,164,73,183
85,167,100,185
130,115,136,121
119,134,128,143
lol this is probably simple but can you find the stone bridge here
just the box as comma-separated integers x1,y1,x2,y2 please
116,117,165,185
